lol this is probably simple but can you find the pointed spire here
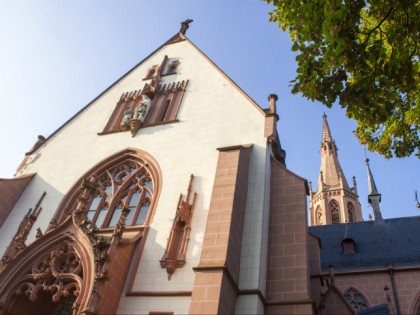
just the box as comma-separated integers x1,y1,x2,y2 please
366,158,380,198
310,114,363,226
316,114,349,191
322,113,334,143
366,158,384,224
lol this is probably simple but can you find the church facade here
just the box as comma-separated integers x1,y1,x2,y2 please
1,22,420,315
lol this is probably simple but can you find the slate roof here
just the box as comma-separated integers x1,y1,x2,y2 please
309,217,420,272
358,304,390,315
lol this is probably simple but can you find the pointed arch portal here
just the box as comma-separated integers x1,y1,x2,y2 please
0,218,95,315
0,148,162,314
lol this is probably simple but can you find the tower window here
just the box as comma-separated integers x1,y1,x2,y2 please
347,202,355,222
330,200,340,224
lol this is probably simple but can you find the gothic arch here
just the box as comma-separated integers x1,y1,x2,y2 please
343,286,370,313
52,147,162,231
0,148,163,314
329,199,340,224
0,217,95,314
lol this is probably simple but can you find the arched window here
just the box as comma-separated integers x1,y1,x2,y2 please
344,287,369,312
83,159,154,228
347,202,355,222
330,200,340,224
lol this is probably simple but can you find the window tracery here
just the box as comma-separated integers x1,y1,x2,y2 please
81,159,154,229
3,241,83,314
330,200,340,224
344,287,369,312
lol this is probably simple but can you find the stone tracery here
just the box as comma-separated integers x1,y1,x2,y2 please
1,240,84,314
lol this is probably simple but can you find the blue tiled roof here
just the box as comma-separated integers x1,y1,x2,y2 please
358,304,390,315
309,217,420,272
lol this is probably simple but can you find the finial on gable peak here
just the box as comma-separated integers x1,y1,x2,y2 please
180,19,193,35
267,94,278,115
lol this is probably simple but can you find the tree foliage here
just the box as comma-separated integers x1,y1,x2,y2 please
265,0,419,158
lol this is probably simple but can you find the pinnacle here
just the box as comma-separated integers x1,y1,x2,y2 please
322,113,334,143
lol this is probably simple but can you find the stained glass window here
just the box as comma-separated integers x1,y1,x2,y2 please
344,287,369,312
82,160,154,228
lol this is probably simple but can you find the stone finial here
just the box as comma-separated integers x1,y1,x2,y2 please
352,176,358,195
180,19,193,35
366,158,384,224
309,181,313,199
26,135,46,155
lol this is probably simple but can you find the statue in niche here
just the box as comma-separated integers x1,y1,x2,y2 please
133,94,152,123
317,210,324,225
120,107,134,130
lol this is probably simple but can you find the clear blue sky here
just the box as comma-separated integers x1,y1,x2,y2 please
0,1,418,221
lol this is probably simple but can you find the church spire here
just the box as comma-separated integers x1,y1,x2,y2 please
310,114,363,226
366,158,384,224
322,113,334,143
317,113,348,192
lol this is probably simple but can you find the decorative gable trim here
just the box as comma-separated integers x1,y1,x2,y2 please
99,80,188,136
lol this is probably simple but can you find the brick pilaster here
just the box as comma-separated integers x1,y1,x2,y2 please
266,158,313,315
189,145,252,315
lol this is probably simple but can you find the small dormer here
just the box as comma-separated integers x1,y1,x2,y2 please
341,237,356,254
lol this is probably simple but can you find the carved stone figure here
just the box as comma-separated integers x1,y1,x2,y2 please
133,95,152,123
120,108,134,129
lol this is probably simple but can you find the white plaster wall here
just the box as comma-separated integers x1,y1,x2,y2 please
0,39,270,313
117,296,191,315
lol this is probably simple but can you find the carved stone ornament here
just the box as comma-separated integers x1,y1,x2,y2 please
101,53,188,136
129,118,142,137
0,239,84,314
160,174,197,279
0,192,46,271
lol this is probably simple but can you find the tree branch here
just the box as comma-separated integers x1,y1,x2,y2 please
360,7,394,46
